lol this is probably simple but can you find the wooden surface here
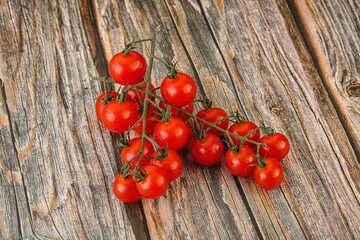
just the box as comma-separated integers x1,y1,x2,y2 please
0,0,359,239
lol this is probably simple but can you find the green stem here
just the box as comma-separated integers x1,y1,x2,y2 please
137,34,157,166
135,89,266,147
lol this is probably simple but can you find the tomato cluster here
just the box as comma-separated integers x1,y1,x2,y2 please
95,45,291,203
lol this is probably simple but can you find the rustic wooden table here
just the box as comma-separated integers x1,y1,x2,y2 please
1,0,360,239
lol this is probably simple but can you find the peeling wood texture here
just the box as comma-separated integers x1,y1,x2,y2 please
0,0,360,239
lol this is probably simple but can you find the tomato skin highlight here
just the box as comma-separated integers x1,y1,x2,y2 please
159,101,194,121
175,122,193,151
153,117,188,150
121,138,154,169
101,101,138,133
225,146,257,177
195,107,229,137
161,72,197,107
136,164,169,199
95,92,117,123
150,149,182,182
190,133,224,166
254,157,284,189
228,121,260,148
113,174,141,203
259,133,290,160
109,51,147,85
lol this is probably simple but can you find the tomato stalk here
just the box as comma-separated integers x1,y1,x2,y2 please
136,34,157,170
133,88,266,147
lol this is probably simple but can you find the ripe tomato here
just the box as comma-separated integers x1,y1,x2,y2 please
159,101,194,121
121,138,154,169
175,122,193,151
150,149,182,182
259,133,290,160
109,51,147,85
136,164,169,199
190,133,224,166
254,157,283,189
95,91,117,123
126,83,155,105
195,107,229,136
160,72,197,107
132,106,160,135
153,117,188,150
228,121,260,148
113,174,141,203
225,145,257,177
101,100,138,133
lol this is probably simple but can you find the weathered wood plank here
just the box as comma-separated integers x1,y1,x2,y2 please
168,0,360,239
0,0,135,239
92,0,261,239
289,0,360,159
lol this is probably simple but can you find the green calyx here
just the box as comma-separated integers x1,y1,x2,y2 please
231,111,246,124
260,122,274,136
102,91,115,105
167,61,179,79
154,144,169,160
196,124,210,141
201,97,213,110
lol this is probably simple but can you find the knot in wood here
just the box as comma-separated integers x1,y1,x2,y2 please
346,83,360,97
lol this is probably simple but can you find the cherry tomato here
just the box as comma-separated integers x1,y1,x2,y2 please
113,174,141,203
121,138,154,169
254,157,284,189
225,145,257,177
95,91,117,123
175,122,193,151
132,106,160,135
101,100,138,133
195,107,229,136
228,121,260,148
109,51,147,85
190,133,224,166
136,164,169,199
160,72,197,107
150,149,182,182
259,133,290,160
159,101,194,121
153,117,188,150
126,83,155,105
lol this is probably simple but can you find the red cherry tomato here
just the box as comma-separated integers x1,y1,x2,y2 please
121,138,154,169
195,107,229,136
225,145,257,177
190,133,224,166
259,133,290,160
228,121,260,148
136,164,169,199
153,117,188,150
150,149,182,182
175,122,193,151
113,174,141,203
126,83,155,105
109,51,147,85
160,72,197,107
254,157,284,189
101,101,138,133
95,91,117,123
132,106,160,135
159,101,194,121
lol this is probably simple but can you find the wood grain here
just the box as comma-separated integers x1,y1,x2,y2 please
0,0,134,239
289,0,360,159
0,0,360,239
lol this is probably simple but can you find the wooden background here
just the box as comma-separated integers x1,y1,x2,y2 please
1,0,360,239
